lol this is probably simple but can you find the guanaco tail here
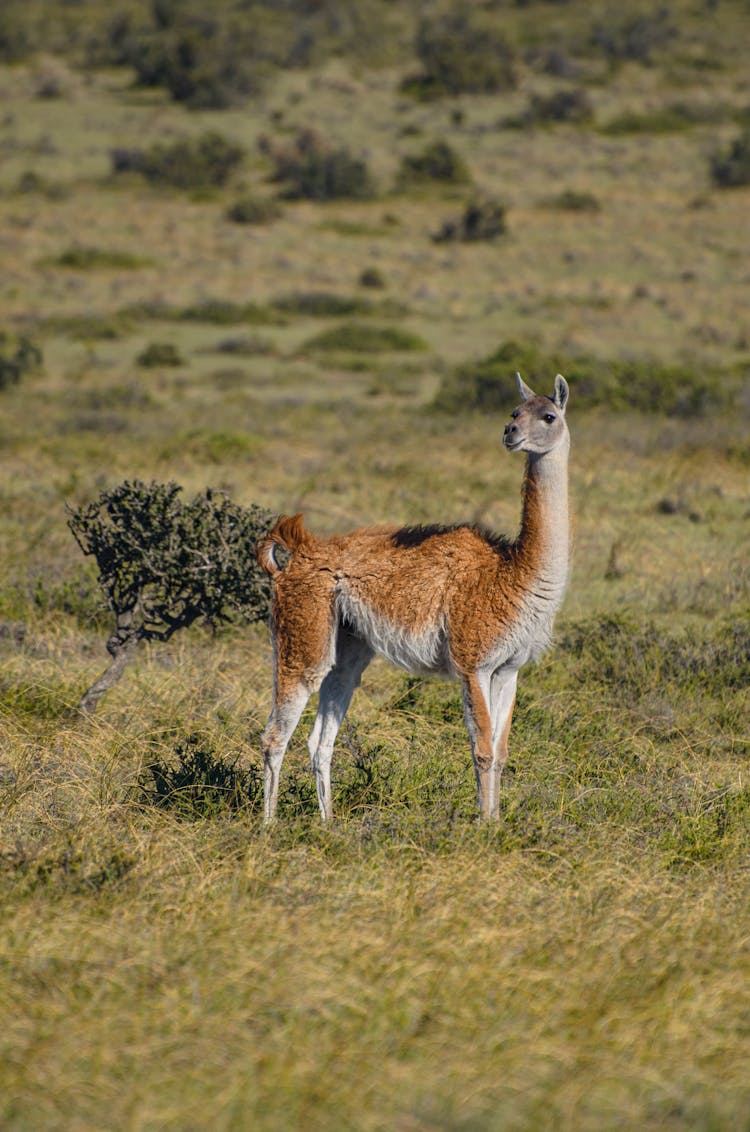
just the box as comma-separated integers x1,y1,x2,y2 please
256,372,571,822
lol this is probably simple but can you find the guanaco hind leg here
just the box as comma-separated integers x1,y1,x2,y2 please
262,616,373,823
307,627,373,821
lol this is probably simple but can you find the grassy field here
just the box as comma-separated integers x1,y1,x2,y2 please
1,2,749,1128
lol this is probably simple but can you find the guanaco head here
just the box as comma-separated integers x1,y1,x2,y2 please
503,373,569,456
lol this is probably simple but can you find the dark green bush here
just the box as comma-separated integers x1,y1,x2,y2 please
590,8,677,64
0,5,31,62
124,12,265,108
433,198,507,243
303,323,428,354
526,87,594,125
51,247,151,270
140,734,263,818
68,480,274,713
177,299,280,326
433,339,732,417
111,131,244,190
542,189,601,212
136,342,185,368
261,129,375,201
0,333,42,391
225,195,283,225
359,267,386,289
405,8,517,98
395,140,472,188
711,130,750,189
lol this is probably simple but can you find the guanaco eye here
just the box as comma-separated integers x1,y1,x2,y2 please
543,412,556,424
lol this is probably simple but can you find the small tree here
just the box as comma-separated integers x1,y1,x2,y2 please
68,481,274,714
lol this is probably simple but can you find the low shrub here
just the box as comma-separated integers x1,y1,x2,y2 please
590,8,677,64
404,8,516,98
124,15,264,109
0,333,42,391
225,196,283,225
711,130,750,189
395,140,471,189
433,339,732,417
433,198,507,243
136,342,185,368
271,292,371,318
210,335,274,356
176,299,279,326
261,129,376,201
111,131,244,190
528,87,593,124
302,323,428,354
50,247,151,270
139,734,262,818
542,189,601,212
270,292,406,318
359,266,386,289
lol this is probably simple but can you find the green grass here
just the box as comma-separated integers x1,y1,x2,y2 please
1,3,750,1128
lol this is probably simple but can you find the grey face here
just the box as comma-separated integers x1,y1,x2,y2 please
503,374,569,456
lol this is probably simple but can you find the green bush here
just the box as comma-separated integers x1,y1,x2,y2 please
433,339,733,417
140,734,263,818
68,480,274,714
359,266,386,289
176,299,280,326
711,130,750,189
124,13,265,108
433,198,507,243
526,87,594,125
111,131,244,190
50,247,151,270
395,140,471,189
0,5,31,62
590,9,677,64
404,8,516,98
0,332,42,391
271,291,371,318
225,196,283,225
136,342,185,368
542,189,601,212
303,323,428,354
261,129,375,201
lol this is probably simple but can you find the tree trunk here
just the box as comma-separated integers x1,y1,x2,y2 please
77,631,141,716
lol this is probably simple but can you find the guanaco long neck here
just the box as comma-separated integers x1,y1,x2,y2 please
515,442,570,605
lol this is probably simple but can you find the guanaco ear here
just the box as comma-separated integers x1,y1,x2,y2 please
553,374,569,414
515,372,536,402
